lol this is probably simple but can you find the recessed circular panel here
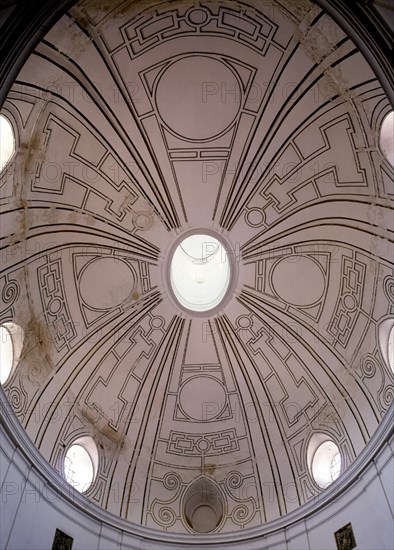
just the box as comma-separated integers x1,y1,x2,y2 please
169,233,233,314
155,56,241,141
187,8,209,26
191,505,218,533
79,257,136,310
343,293,356,311
132,210,154,230
245,208,265,227
271,255,325,306
237,316,252,329
179,376,226,421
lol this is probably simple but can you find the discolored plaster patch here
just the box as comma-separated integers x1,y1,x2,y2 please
274,0,315,22
203,463,217,476
54,17,92,59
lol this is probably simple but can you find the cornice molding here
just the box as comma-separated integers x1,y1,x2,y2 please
1,387,393,547
0,0,75,106
315,0,394,104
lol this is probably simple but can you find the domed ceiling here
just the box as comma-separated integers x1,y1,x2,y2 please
1,0,393,535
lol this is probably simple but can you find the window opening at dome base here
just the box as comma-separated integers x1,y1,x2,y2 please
378,317,394,373
0,114,15,172
169,233,232,314
311,440,342,488
0,322,24,385
0,325,14,384
380,111,394,167
64,437,98,493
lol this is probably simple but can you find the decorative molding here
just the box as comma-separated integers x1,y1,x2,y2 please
1,388,392,546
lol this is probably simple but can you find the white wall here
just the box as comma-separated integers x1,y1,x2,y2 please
1,396,393,550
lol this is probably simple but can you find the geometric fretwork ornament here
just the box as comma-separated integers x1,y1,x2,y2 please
51,529,73,550
334,523,357,550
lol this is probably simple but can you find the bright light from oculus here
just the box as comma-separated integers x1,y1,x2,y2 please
312,440,341,488
64,444,94,493
170,234,231,313
0,115,15,171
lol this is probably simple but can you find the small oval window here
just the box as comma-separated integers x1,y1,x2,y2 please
0,325,14,384
311,440,341,488
64,436,98,493
0,322,24,384
380,111,394,167
378,318,394,373
0,114,15,172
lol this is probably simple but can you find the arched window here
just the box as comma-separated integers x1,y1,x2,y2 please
0,114,15,172
308,433,342,489
380,111,394,167
0,322,24,385
64,436,98,493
